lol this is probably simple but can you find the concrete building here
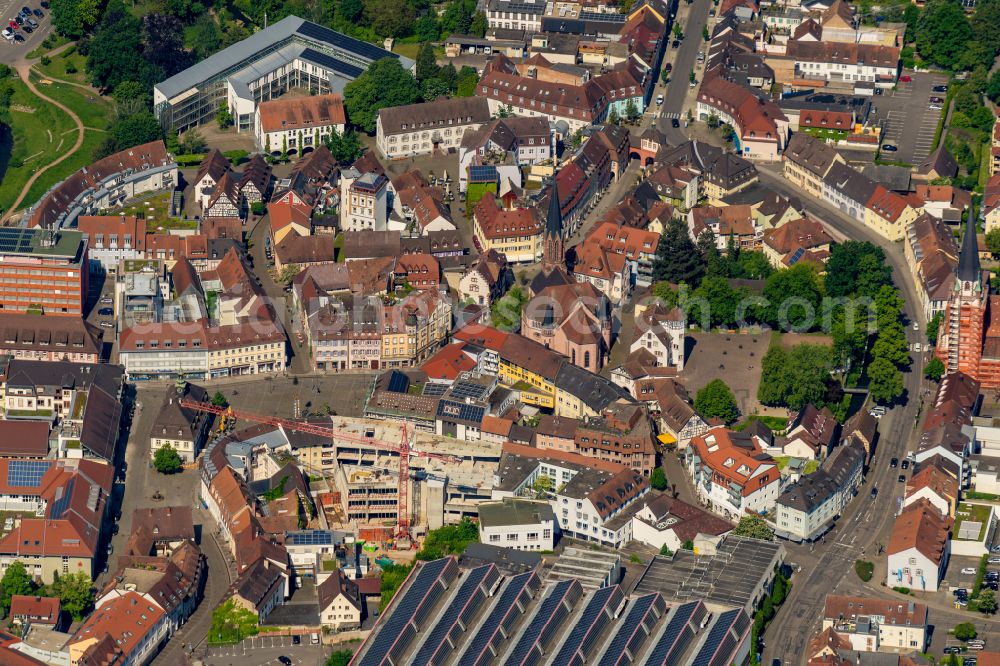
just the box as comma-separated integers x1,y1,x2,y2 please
339,169,389,232
153,16,411,132
886,499,952,592
686,427,782,520
0,228,88,317
822,595,928,653
77,215,145,273
478,498,556,550
630,493,733,552
317,570,362,630
149,383,213,463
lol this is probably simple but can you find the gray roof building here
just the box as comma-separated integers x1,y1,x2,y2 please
153,16,412,131
478,498,555,528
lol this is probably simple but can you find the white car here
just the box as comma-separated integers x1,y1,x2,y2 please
990,557,1000,564
961,567,978,575
913,321,919,331
2,28,12,40
656,94,664,105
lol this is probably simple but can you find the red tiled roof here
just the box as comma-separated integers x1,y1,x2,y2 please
421,343,477,381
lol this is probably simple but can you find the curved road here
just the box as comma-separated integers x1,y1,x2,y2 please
3,60,86,222
661,3,929,658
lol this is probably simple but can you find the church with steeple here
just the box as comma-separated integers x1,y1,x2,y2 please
935,218,1000,387
529,176,575,297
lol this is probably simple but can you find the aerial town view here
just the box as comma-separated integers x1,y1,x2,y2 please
0,0,997,662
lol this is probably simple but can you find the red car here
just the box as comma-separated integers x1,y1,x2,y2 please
900,75,912,82
7,20,17,29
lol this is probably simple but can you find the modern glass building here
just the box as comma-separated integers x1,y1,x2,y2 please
153,16,413,132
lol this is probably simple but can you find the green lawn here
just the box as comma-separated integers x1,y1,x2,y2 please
803,127,848,142
0,78,78,213
36,49,88,85
955,502,993,541
25,34,70,59
32,76,110,130
22,129,104,209
102,191,194,231
392,43,445,60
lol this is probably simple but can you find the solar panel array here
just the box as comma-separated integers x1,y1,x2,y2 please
0,228,36,255
553,585,625,666
386,370,410,394
300,47,364,79
505,579,583,666
358,558,458,666
49,478,75,520
597,594,667,666
412,564,500,666
285,531,336,546
296,21,402,63
468,165,499,183
437,399,486,425
646,601,708,666
458,571,541,666
7,460,51,487
422,382,449,397
448,381,490,401
691,609,749,666
579,9,626,21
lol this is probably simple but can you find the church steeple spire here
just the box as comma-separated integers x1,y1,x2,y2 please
542,177,564,271
957,215,981,287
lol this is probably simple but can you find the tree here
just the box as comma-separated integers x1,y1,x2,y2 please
927,311,944,346
142,12,192,78
209,599,260,643
980,589,999,615
732,515,774,541
673,23,683,38
153,444,183,474
694,379,739,424
97,111,164,159
344,58,421,133
180,128,207,155
915,0,973,70
764,263,823,330
954,622,978,641
758,344,835,410
625,98,640,123
469,11,488,37
688,276,746,329
415,42,439,82
456,66,480,97
533,474,553,495
825,241,891,298
650,467,668,491
86,0,163,93
924,357,945,382
366,0,416,37
868,356,904,404
702,25,709,40
987,229,1000,256
653,218,702,285
43,572,94,620
326,128,364,164
327,651,354,666
659,544,672,556
216,102,233,130
211,391,228,407
608,107,621,125
416,519,478,560
112,81,151,114
491,286,528,330
190,13,222,60
0,561,34,615
51,0,101,37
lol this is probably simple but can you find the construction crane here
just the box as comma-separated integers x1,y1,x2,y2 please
180,398,459,544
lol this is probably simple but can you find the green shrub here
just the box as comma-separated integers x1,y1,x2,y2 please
39,56,51,66
854,560,874,582
892,586,911,595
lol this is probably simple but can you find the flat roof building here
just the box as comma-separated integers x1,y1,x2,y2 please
0,228,88,317
153,15,413,132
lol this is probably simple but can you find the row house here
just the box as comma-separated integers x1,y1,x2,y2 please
583,221,660,287
688,204,760,250
77,215,145,273
786,40,900,85
472,196,542,263
376,97,492,159
783,132,845,199
458,117,553,193
686,427,782,520
574,401,658,476
695,75,789,161
903,214,958,321
194,149,231,210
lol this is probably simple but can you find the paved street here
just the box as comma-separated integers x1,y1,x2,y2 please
203,636,331,666
658,0,712,143
877,70,949,166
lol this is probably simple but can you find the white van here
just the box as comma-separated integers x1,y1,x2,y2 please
310,632,320,645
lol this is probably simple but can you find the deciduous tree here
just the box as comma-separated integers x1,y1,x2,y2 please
153,444,183,474
732,515,774,541
694,379,739,424
343,58,421,133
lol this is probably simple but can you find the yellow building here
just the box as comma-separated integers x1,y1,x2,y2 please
865,188,920,242
472,197,542,264
782,133,844,200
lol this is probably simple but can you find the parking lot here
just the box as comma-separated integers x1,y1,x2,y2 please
877,70,950,166
0,0,53,61
203,635,332,666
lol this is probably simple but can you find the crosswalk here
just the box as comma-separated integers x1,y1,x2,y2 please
661,112,681,119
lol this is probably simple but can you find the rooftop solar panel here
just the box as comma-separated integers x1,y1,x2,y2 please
553,585,621,666
691,609,741,666
7,460,51,488
49,478,75,520
646,601,703,666
505,579,581,666
422,382,448,397
412,564,498,666
295,21,402,63
579,10,627,21
597,593,665,666
285,531,336,546
468,165,498,183
459,571,540,666
299,47,365,79
359,558,454,666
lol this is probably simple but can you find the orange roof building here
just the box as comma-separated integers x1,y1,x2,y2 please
686,427,781,521
886,498,952,591
255,93,346,155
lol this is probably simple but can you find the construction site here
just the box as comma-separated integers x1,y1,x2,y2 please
184,397,501,547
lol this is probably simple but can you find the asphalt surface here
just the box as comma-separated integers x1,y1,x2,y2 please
754,165,928,665
0,1,52,63
877,70,950,166
658,0,711,143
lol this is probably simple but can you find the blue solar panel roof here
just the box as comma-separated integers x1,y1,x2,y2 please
7,460,51,488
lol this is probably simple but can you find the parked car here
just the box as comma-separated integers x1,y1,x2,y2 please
900,74,912,82
901,460,909,470
665,63,672,72
14,15,23,24
278,658,292,666
944,647,962,655
33,8,42,16
13,32,22,41
930,96,945,103
890,457,898,468
656,94,663,105
26,17,37,27
98,307,113,316
672,39,680,48
954,588,969,596
962,567,978,575
990,557,1000,564
934,84,948,92
8,20,18,29
292,636,301,645
2,28,12,40
100,321,114,328
897,474,906,482
929,104,942,110
709,8,716,15
100,296,113,304
882,144,898,152
870,486,878,499
672,118,680,128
